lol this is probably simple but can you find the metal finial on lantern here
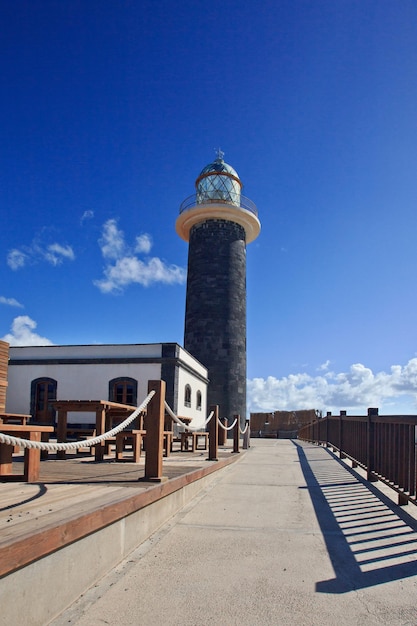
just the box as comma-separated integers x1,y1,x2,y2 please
215,147,225,161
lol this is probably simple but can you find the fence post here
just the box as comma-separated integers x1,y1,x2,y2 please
339,411,346,459
233,414,240,453
207,404,218,461
325,412,331,448
143,380,167,482
243,419,250,449
218,418,227,446
367,407,378,482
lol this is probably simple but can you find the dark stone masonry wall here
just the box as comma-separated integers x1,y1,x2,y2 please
184,219,247,422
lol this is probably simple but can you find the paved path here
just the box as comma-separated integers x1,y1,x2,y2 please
52,439,417,625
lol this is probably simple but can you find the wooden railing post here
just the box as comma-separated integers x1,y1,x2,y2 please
367,407,378,482
143,380,167,482
95,406,107,462
325,412,331,448
243,419,250,449
218,418,227,446
56,408,68,460
339,411,346,459
207,404,218,461
233,414,240,453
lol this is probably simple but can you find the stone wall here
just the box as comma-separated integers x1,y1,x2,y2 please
250,409,317,437
184,219,247,422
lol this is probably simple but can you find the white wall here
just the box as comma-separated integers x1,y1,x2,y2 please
175,346,208,429
6,362,162,423
6,344,208,426
176,368,207,428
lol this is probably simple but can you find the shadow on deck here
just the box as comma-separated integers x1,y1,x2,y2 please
294,440,417,594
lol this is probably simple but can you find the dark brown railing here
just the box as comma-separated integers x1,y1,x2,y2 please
298,408,417,506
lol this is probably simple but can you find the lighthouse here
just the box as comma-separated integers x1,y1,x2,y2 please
176,151,261,424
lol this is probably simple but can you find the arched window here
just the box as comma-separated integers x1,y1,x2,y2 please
30,377,57,424
196,390,202,410
109,378,138,406
184,384,192,408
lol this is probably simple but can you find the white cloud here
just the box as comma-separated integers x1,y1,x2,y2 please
0,296,23,308
94,219,186,293
44,243,75,266
7,238,75,269
94,255,186,293
1,316,54,346
317,360,330,371
98,219,126,260
7,249,27,270
247,358,417,415
80,210,94,224
135,234,152,254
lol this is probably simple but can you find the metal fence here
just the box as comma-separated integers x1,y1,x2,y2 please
298,408,417,506
179,193,258,216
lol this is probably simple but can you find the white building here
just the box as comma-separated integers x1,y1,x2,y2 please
6,343,208,428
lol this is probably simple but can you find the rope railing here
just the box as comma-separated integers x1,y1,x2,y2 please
0,390,156,452
218,417,237,431
164,401,214,431
239,422,249,435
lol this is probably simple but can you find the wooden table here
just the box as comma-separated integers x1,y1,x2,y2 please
0,424,54,482
52,400,140,461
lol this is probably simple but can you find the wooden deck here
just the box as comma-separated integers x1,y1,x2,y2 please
0,442,241,577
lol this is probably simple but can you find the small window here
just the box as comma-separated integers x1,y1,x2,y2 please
109,378,138,406
184,384,192,408
196,390,202,410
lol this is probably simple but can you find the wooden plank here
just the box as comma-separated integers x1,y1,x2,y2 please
0,425,54,482
0,341,8,413
144,381,165,480
24,431,41,482
0,440,13,475
0,452,240,577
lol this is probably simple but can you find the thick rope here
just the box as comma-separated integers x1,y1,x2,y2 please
164,401,213,431
0,390,155,452
217,417,237,431
240,423,249,435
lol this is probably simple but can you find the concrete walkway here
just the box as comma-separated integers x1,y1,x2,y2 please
52,439,417,626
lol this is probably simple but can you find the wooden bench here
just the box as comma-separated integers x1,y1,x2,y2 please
142,431,173,457
180,431,209,452
66,427,96,439
115,430,173,461
115,430,145,462
62,427,98,454
0,413,31,426
0,424,54,482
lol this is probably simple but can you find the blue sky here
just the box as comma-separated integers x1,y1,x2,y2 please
1,0,417,416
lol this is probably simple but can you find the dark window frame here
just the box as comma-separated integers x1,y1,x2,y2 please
184,384,192,408
108,377,138,406
30,377,57,424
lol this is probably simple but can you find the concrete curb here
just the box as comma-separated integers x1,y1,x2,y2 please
0,453,244,626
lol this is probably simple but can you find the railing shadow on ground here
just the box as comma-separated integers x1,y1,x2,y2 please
292,440,417,594
0,483,47,512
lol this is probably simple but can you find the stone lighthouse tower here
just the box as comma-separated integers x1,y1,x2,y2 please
176,151,260,423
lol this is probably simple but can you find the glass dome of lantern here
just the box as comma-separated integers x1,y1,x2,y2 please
195,149,242,207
